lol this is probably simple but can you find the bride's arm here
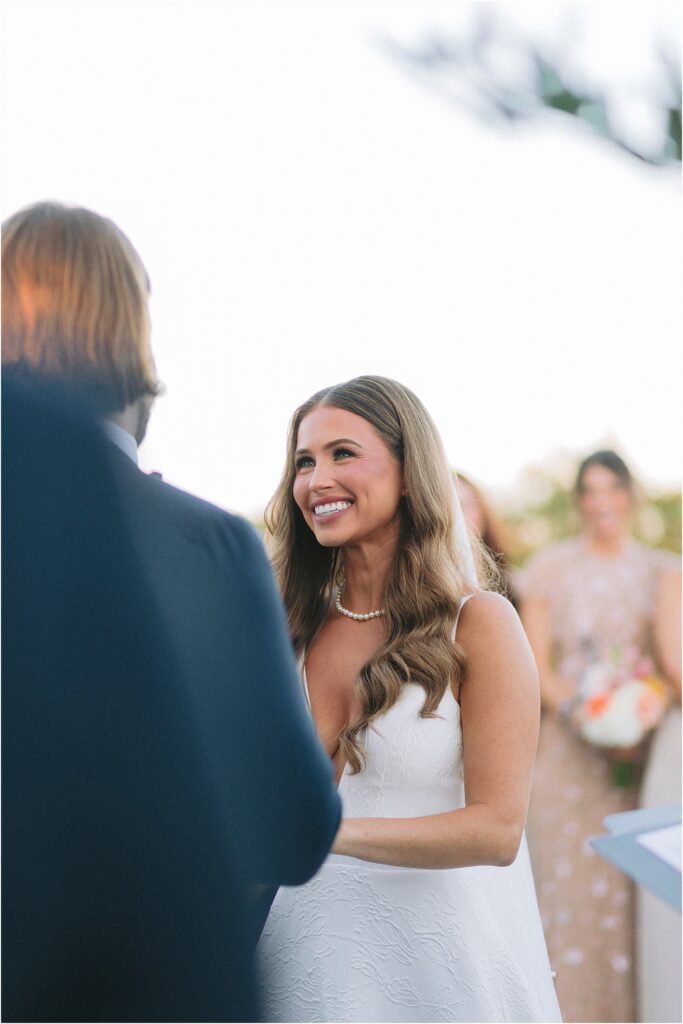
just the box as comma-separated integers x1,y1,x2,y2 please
331,592,539,869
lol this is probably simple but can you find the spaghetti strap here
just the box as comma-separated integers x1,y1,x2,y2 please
298,651,312,710
451,592,475,641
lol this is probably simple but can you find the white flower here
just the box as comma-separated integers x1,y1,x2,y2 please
579,662,614,699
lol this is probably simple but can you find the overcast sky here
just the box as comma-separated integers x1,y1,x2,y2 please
2,1,680,515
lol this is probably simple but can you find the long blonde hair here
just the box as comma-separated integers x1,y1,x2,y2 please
266,375,490,773
2,201,161,414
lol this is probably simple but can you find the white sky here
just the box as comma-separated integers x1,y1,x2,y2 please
2,0,681,515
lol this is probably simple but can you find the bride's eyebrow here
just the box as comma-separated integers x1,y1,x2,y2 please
295,438,364,455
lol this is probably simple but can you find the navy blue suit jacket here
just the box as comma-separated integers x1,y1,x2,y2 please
2,375,340,1022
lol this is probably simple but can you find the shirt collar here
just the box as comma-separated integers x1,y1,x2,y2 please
103,420,138,465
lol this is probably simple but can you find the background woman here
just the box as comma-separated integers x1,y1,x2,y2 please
258,376,560,1023
517,449,679,1024
455,471,518,606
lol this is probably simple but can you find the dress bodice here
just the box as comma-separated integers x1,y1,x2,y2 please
304,669,465,821
301,597,470,822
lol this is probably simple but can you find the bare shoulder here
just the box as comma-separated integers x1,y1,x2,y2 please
457,590,525,650
456,590,539,698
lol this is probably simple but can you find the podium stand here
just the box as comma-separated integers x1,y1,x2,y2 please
589,804,681,911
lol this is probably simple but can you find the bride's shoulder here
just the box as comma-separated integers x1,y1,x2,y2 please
456,590,538,701
457,589,523,647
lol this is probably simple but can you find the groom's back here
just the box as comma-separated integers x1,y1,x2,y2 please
2,376,257,1022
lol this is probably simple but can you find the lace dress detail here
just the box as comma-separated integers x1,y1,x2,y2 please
515,538,679,1024
257,598,562,1023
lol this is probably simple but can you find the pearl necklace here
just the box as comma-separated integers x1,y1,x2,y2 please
334,582,385,621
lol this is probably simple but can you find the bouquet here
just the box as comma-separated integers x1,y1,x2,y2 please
573,646,669,786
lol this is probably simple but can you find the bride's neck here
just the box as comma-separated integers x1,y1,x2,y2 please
341,535,397,611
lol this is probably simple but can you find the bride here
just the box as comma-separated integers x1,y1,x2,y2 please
258,376,561,1023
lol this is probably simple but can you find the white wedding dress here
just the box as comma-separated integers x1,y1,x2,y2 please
258,599,562,1023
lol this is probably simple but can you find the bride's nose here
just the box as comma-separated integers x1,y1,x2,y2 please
308,460,335,493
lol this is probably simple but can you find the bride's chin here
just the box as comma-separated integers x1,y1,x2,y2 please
309,521,355,548
313,532,346,548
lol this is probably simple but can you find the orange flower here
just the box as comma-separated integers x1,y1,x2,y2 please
585,692,612,718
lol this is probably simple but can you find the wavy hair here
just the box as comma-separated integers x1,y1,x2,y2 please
265,375,493,773
2,201,161,415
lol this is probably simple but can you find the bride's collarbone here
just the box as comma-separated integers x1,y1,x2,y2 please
307,614,384,685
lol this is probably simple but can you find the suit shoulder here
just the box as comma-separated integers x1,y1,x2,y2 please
152,474,254,528
129,468,265,557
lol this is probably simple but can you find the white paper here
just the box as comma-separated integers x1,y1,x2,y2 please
637,824,682,873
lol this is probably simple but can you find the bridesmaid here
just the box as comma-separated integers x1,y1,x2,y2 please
517,450,678,1024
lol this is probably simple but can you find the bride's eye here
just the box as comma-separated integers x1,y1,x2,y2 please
295,455,314,471
333,448,353,461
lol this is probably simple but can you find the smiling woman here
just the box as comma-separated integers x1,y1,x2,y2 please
266,376,481,777
259,375,562,1023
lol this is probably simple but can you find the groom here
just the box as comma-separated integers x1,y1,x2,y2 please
2,202,340,1021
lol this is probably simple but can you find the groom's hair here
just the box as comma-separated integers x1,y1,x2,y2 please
2,201,162,416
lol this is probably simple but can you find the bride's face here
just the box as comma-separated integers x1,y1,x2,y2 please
293,405,403,549
577,464,632,541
